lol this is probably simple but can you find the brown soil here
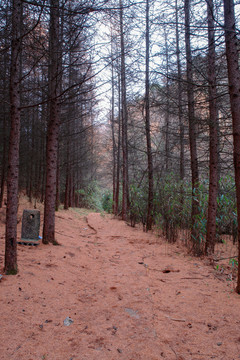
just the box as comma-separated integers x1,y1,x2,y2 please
1,197,240,360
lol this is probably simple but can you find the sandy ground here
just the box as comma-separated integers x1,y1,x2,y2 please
1,197,240,360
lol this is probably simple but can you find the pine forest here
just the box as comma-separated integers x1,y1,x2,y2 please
2,0,240,357
1,0,240,279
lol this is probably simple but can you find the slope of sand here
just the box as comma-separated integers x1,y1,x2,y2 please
1,199,240,360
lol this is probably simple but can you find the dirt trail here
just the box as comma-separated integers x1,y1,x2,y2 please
1,206,240,360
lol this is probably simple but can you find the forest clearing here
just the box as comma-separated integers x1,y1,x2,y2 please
1,196,240,360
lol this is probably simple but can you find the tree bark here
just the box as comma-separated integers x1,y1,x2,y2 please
0,4,10,209
145,0,154,231
115,70,121,216
205,0,219,255
175,0,185,213
0,98,7,209
4,0,22,274
55,144,60,210
164,30,170,172
110,43,117,214
64,133,70,210
184,0,201,255
175,0,184,183
42,0,61,244
29,113,35,203
119,0,128,220
223,0,240,293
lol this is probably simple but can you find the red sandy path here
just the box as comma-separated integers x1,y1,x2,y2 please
1,203,240,360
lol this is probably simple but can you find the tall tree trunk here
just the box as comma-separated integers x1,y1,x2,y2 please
164,30,170,172
111,62,117,213
175,0,185,213
4,0,22,274
0,119,7,208
70,173,74,207
42,0,61,244
0,4,10,208
29,113,35,203
184,0,201,255
115,71,121,216
38,73,47,202
119,0,128,220
110,32,116,213
0,102,7,209
0,35,9,208
175,0,184,183
40,116,46,203
64,136,70,210
56,2,64,212
205,0,219,255
223,0,240,293
145,0,154,231
34,108,40,201
55,144,60,210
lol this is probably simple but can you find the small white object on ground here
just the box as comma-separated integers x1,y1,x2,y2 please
63,317,74,326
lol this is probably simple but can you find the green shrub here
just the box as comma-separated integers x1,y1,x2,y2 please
217,175,237,242
76,181,103,211
129,183,148,227
102,191,113,213
154,173,192,241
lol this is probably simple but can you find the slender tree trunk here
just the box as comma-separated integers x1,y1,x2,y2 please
111,108,117,214
29,113,35,203
64,136,70,210
205,0,219,255
119,0,128,220
42,0,61,244
0,36,9,208
164,30,170,172
34,108,40,201
115,71,121,216
4,0,22,274
55,145,60,210
0,133,6,208
55,144,60,210
175,0,185,214
223,0,240,293
69,173,74,207
0,4,10,208
184,0,201,255
25,109,30,197
0,104,7,209
175,0,184,183
110,44,116,213
145,0,154,231
40,119,46,203
55,2,65,212
38,73,47,202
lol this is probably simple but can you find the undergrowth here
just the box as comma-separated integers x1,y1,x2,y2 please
73,175,237,255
